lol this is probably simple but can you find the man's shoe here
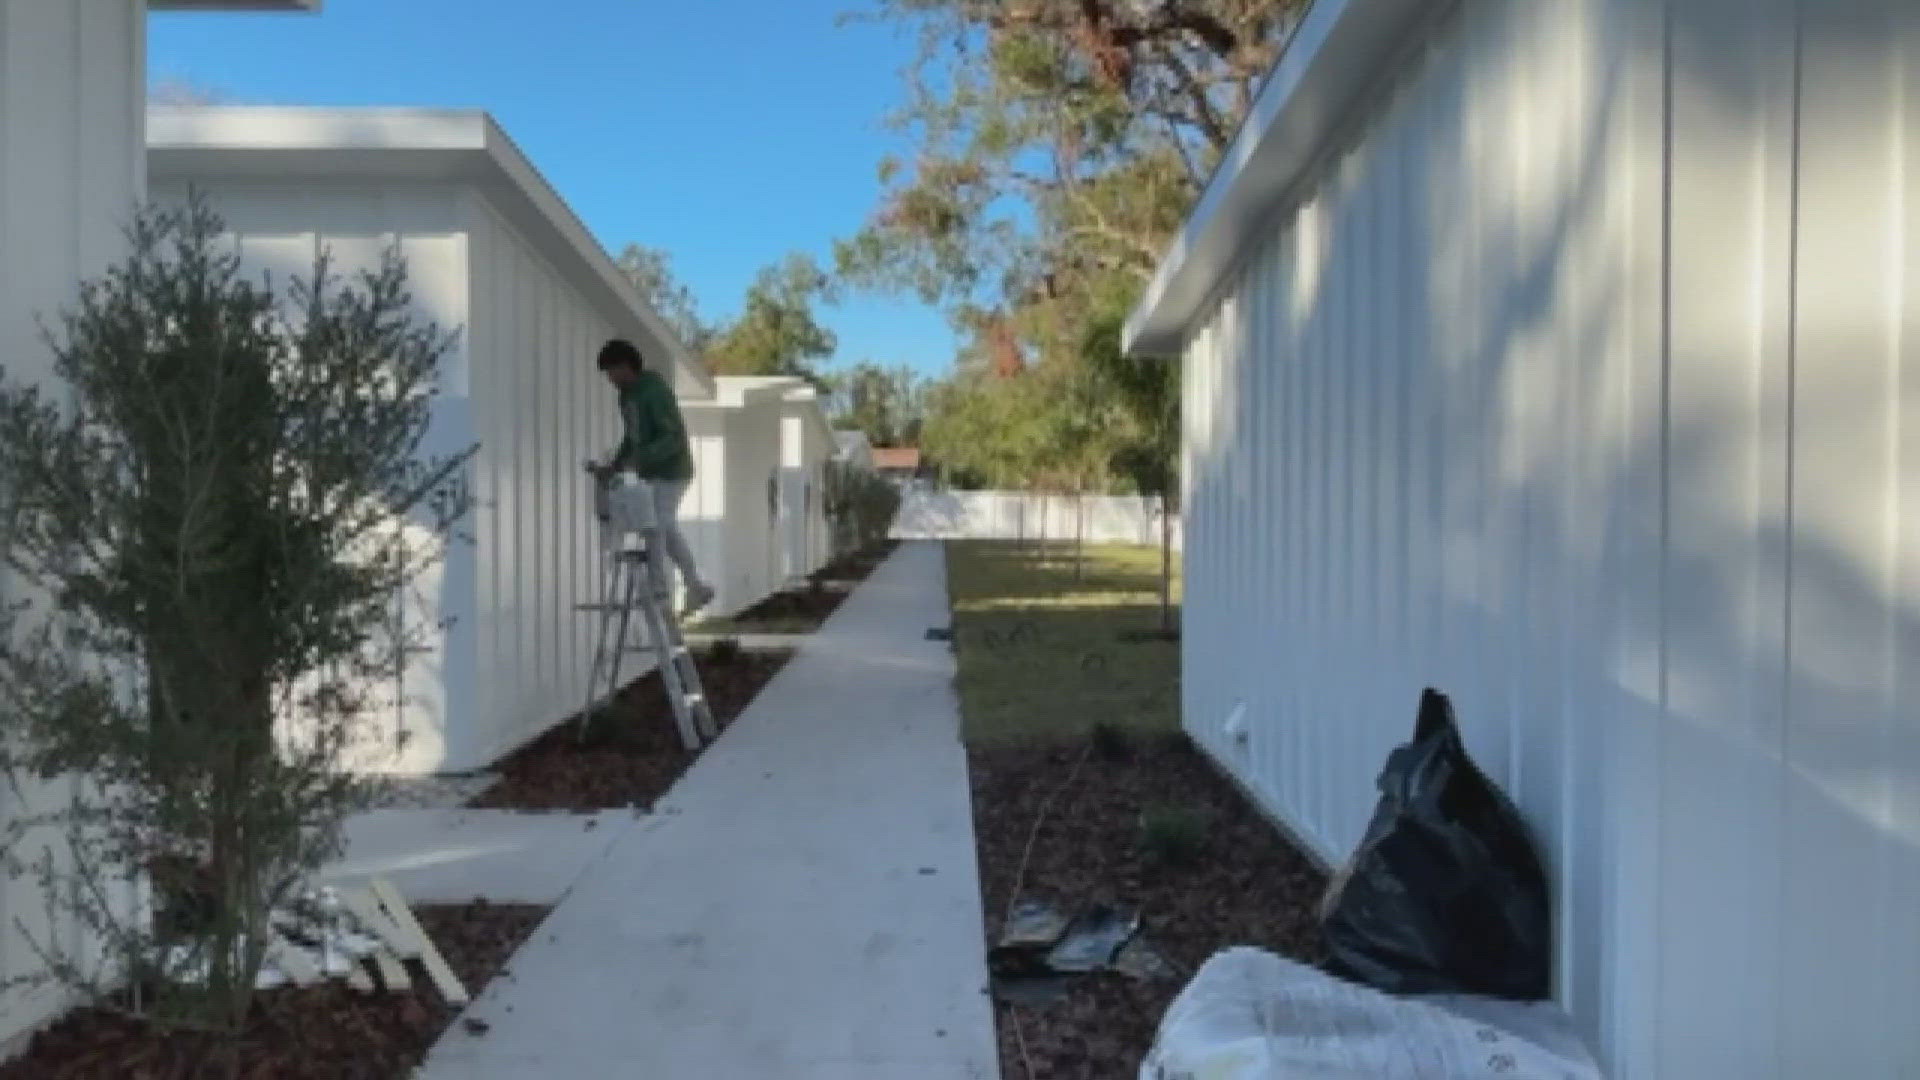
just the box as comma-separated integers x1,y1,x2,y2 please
682,581,716,616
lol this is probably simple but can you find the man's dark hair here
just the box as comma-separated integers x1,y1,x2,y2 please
597,338,644,372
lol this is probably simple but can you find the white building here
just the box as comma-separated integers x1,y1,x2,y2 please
780,381,836,583
681,377,792,617
147,106,716,776
1125,2,1916,1077
683,376,835,612
0,0,322,1053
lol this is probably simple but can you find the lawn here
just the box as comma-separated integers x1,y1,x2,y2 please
944,540,1182,744
945,540,1326,1077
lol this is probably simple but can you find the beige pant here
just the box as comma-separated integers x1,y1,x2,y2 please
604,475,705,596
646,478,704,592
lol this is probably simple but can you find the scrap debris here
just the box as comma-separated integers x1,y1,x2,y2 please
988,899,1174,1005
229,876,469,1000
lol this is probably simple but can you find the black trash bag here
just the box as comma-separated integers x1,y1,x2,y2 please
1318,687,1553,1001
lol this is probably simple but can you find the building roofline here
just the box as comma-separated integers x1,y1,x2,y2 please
713,376,835,443
1122,0,1439,356
145,106,715,399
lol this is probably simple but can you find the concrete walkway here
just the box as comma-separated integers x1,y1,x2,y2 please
321,808,639,904
416,540,1000,1080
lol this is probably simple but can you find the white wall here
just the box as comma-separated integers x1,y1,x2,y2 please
146,177,490,774
775,404,833,582
0,0,146,1048
712,401,781,615
143,176,631,776
1175,2,1917,1077
681,408,734,614
464,194,621,772
894,489,1182,550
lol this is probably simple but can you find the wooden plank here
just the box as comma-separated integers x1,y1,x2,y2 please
343,957,374,992
337,885,419,957
371,948,412,991
369,877,468,1004
266,934,324,987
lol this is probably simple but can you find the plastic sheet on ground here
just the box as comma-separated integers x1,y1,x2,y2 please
1139,947,1603,1080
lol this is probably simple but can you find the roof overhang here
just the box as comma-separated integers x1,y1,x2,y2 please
145,106,714,400
712,376,835,442
1123,0,1438,357
684,379,790,412
150,1,320,9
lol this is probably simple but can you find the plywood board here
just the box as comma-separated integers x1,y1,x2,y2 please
369,877,468,1004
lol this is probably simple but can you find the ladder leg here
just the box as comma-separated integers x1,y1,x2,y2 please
577,552,623,741
637,546,703,751
678,648,718,741
645,538,717,742
604,555,639,704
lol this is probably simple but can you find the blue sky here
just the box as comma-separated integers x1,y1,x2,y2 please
149,0,961,379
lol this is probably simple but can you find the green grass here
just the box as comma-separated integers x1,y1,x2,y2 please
945,540,1182,745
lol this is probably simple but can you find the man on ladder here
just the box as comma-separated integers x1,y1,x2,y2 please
579,338,717,749
591,338,715,616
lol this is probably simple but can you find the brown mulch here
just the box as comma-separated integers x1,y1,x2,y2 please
717,540,902,633
0,900,548,1080
723,582,851,630
969,729,1330,1079
810,538,900,585
466,643,795,811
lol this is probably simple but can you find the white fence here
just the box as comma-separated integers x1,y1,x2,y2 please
891,488,1183,550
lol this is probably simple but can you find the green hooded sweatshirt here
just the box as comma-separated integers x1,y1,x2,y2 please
610,369,694,482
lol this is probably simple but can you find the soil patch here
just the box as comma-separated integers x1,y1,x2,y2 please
0,900,547,1080
703,540,901,635
723,584,849,632
969,730,1329,1078
809,539,899,587
467,644,794,811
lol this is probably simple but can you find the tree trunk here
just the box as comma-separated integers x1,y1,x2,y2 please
1074,489,1087,583
1159,492,1174,634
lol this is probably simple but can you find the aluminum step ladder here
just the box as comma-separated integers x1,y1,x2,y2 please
575,465,716,749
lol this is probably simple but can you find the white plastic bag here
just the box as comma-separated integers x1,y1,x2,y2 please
1139,947,1604,1080
600,472,658,544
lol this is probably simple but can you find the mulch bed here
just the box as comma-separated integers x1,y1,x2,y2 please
722,584,851,631
0,900,548,1080
714,540,902,634
969,729,1330,1079
810,538,899,585
466,643,795,811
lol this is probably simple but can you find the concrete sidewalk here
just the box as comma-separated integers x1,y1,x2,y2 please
321,807,641,905
416,540,1000,1080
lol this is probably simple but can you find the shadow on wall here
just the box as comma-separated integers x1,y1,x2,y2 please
1181,4,1915,1077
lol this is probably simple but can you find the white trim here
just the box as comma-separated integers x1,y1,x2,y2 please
714,375,833,441
145,106,713,399
1121,0,1435,356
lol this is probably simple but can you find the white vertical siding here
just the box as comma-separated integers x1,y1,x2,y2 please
143,177,629,776
1178,0,1918,1076
721,402,783,614
0,0,143,1050
465,197,616,770
146,178,483,774
774,406,833,582
682,408,732,609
